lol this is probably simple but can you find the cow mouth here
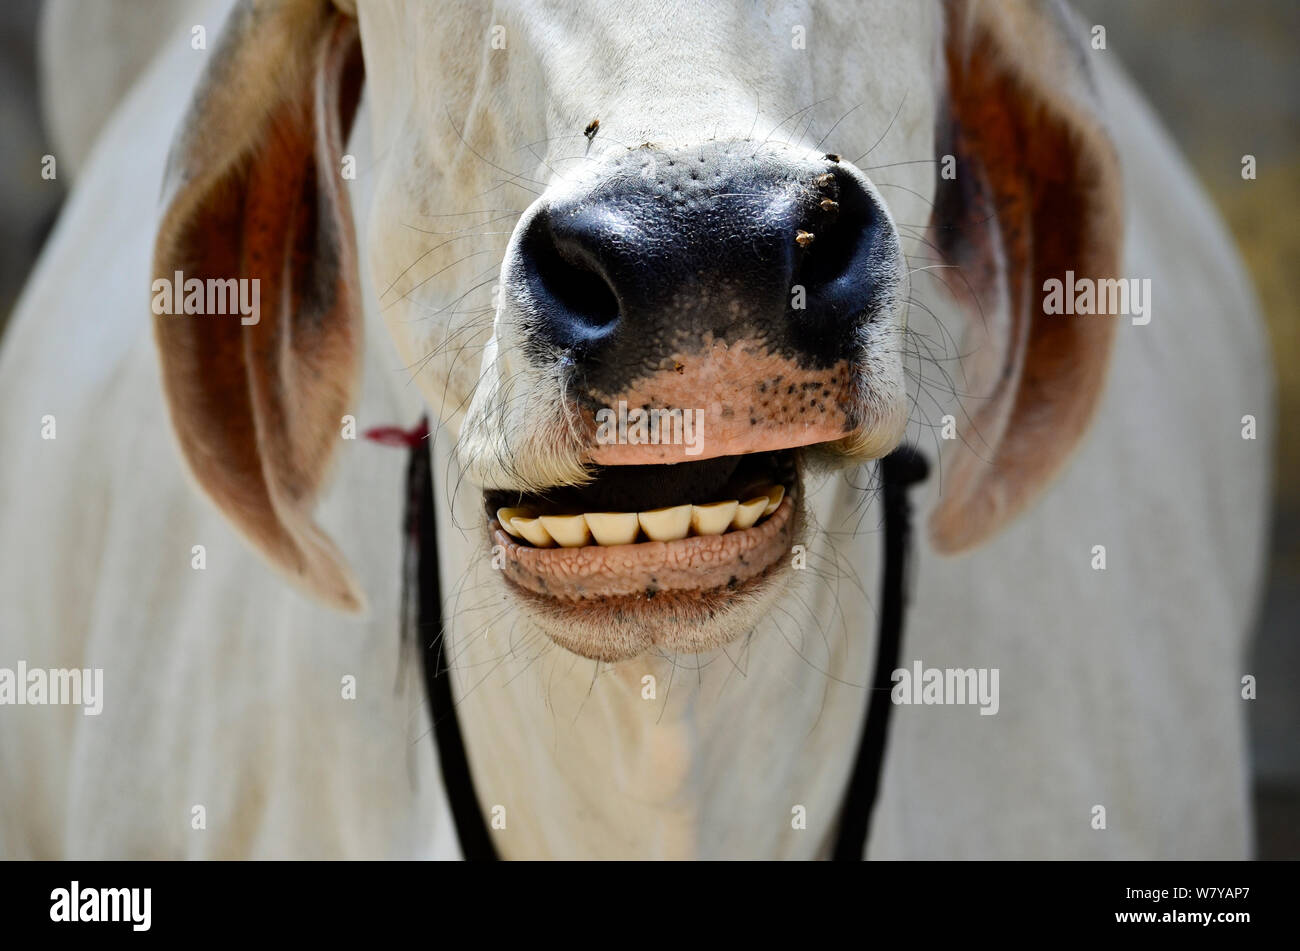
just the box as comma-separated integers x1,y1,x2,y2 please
484,449,799,606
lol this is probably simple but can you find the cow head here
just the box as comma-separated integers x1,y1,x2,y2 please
153,0,1121,660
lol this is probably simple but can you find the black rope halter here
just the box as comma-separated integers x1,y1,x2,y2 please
400,422,928,861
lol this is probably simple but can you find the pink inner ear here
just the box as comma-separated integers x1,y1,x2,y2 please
153,14,367,611
927,4,1124,553
241,22,361,512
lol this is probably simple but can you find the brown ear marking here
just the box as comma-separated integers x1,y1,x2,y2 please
928,0,1124,553
153,1,366,610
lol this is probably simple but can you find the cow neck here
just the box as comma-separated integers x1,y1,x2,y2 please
383,418,928,861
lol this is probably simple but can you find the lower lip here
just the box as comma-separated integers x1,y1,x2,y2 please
492,492,797,601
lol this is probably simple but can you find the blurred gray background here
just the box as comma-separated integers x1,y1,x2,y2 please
1,0,1295,856
1073,0,1300,860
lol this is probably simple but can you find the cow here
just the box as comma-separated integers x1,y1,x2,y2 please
0,0,1272,859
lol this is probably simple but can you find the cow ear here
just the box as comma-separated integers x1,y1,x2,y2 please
928,0,1124,552
152,1,366,610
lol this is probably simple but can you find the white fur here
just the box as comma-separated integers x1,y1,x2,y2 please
0,0,1271,857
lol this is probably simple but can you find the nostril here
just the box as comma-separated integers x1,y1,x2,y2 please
790,171,879,319
511,156,892,377
522,212,621,349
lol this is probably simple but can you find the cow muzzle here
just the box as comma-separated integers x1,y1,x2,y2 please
472,141,908,660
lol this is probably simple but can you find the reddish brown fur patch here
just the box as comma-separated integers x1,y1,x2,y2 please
153,3,366,610
929,0,1123,552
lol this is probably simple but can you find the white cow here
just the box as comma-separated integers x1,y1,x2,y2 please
0,0,1272,859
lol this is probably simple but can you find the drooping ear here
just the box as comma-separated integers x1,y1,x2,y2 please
153,0,366,610
928,0,1124,552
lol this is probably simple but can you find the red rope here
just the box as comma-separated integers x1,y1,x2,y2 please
363,418,429,449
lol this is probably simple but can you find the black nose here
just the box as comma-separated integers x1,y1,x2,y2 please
508,146,896,391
